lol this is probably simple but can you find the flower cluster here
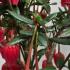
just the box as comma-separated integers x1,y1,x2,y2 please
0,27,22,70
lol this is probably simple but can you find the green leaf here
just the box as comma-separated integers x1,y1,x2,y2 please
50,37,70,45
59,7,64,13
61,28,70,37
37,0,50,13
7,10,33,25
20,30,32,36
43,4,50,14
8,37,24,45
45,13,57,23
38,49,46,58
62,18,70,25
36,0,44,4
38,32,47,46
13,7,20,14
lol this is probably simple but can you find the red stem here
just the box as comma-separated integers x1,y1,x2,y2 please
35,55,39,70
35,31,39,70
34,48,39,70
25,46,32,70
25,26,37,70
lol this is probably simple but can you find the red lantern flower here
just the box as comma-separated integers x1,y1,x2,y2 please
1,44,20,65
9,0,20,6
42,59,54,69
53,52,65,68
42,60,47,69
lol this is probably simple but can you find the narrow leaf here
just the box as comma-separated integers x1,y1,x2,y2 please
38,33,47,46
45,13,57,23
38,49,46,57
50,37,70,45
7,10,33,25
8,37,24,45
20,30,32,36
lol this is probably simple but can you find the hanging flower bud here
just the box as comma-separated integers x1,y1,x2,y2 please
42,59,55,69
42,60,47,69
40,9,47,20
9,0,20,6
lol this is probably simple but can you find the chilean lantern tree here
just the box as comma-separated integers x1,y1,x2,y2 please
0,0,70,70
